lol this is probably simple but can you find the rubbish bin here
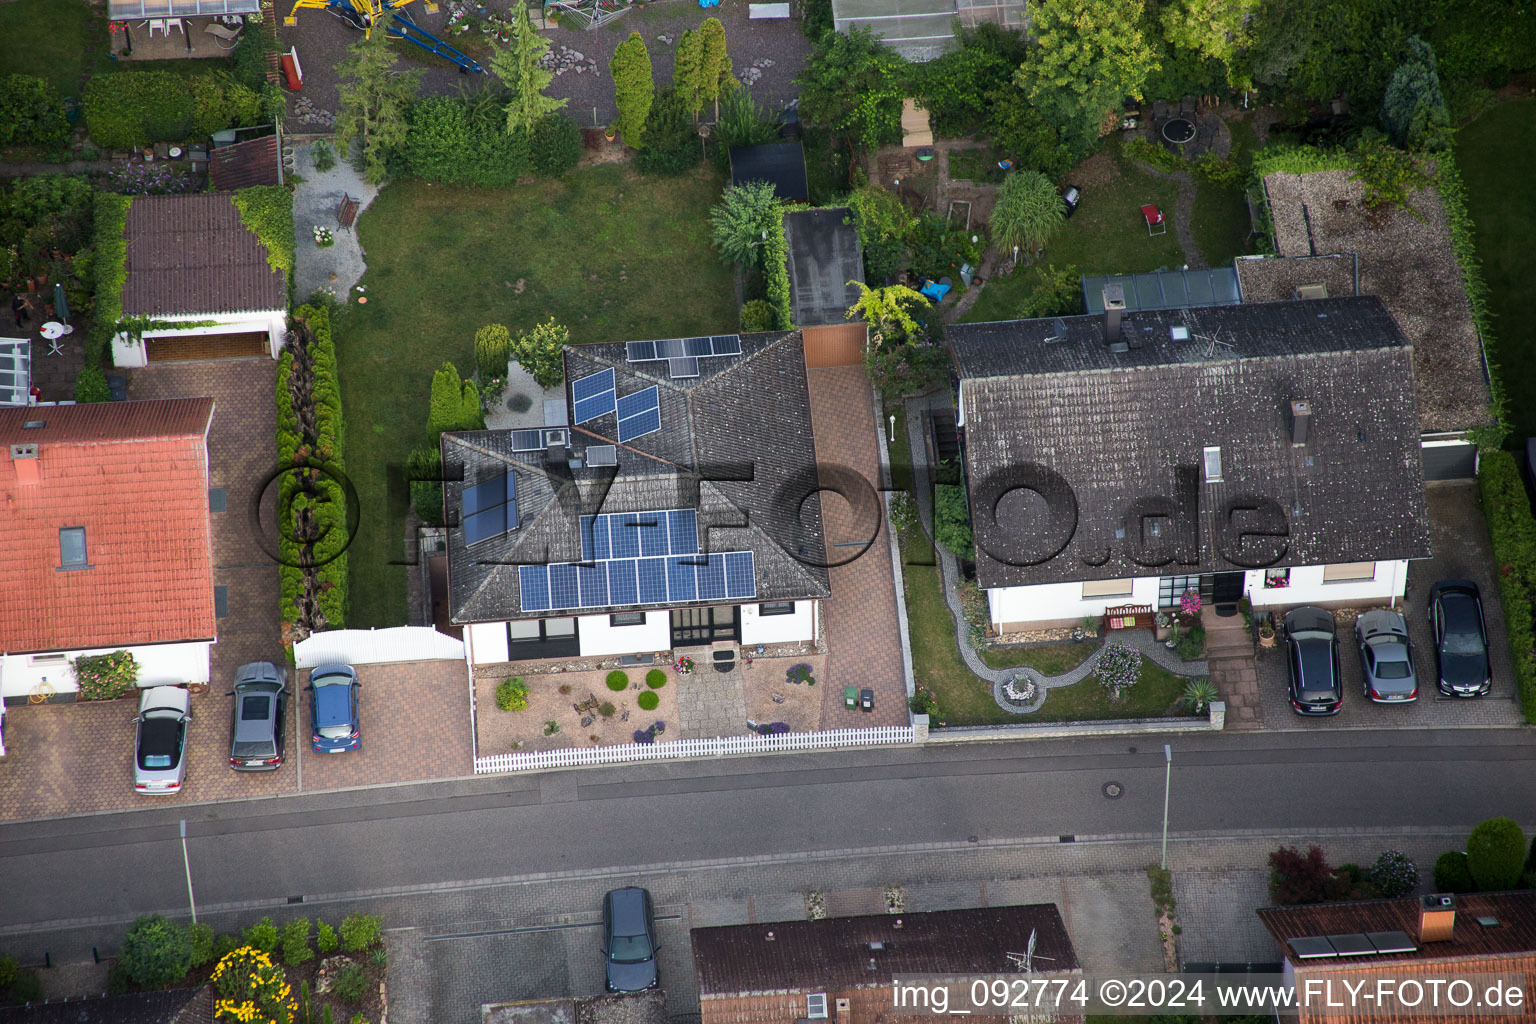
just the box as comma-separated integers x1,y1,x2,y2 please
860,688,874,712
844,687,857,710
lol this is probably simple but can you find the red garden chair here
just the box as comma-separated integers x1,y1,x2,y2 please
1141,204,1167,236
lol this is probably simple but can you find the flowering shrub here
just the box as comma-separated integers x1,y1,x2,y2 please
211,946,293,1024
887,492,918,533
786,663,816,685
908,684,938,715
674,655,694,674
104,162,195,196
1179,589,1202,618
1371,849,1420,898
313,225,335,248
74,650,138,700
1095,640,1143,700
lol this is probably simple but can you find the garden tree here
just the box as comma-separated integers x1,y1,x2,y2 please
121,915,193,988
474,323,513,382
1349,136,1431,209
933,485,974,558
1017,264,1084,318
845,281,927,348
845,184,911,282
427,362,484,437
529,113,582,176
1012,0,1159,153
673,28,704,121
1381,36,1451,151
796,27,909,151
1467,817,1527,891
609,32,654,148
709,180,781,269
1159,0,1260,88
334,24,421,185
988,170,1066,256
489,1,568,136
1268,846,1347,906
511,317,569,388
1433,850,1475,893
697,18,733,121
913,23,1028,136
637,88,703,175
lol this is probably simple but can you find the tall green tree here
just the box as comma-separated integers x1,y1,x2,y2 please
609,31,654,148
795,27,908,151
1381,36,1451,151
489,2,568,136
427,362,485,437
1159,0,1259,89
1012,0,1158,153
989,170,1066,256
510,317,569,388
673,28,704,122
697,18,733,121
333,25,421,185
708,180,780,269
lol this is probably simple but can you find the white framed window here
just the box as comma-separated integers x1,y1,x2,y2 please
1082,578,1135,598
1323,562,1376,583
758,601,796,616
609,612,645,627
30,653,67,665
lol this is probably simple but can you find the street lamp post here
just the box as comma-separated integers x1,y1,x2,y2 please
1160,744,1172,870
179,819,197,924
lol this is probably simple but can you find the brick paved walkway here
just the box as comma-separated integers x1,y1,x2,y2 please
1204,609,1263,730
674,665,748,739
806,367,908,727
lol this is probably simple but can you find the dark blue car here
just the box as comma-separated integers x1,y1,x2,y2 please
307,664,361,753
602,887,659,992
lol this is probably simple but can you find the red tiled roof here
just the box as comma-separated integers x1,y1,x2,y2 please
1259,891,1536,963
210,135,282,191
122,193,286,317
0,399,217,653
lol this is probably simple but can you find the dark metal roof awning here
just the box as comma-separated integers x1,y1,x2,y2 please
109,0,261,19
1083,267,1243,313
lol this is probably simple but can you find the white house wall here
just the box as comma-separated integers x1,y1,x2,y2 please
111,309,287,368
577,612,670,657
740,601,815,645
1246,561,1408,610
0,641,211,699
466,621,509,666
988,578,1161,630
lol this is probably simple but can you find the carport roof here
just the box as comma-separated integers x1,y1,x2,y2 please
729,142,808,201
0,399,217,653
122,193,287,317
784,207,865,327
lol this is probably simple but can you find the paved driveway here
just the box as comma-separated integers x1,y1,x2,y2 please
1254,483,1525,729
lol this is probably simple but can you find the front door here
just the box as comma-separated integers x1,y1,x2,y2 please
1210,571,1246,606
670,606,739,647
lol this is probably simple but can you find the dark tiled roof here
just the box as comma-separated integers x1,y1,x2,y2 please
209,134,282,191
1258,892,1536,963
730,142,808,201
948,296,1432,588
784,208,864,327
122,193,286,317
445,332,829,622
692,905,1079,996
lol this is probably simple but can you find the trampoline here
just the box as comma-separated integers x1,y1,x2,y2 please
1162,118,1195,144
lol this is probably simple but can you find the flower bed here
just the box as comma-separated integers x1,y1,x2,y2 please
313,224,335,248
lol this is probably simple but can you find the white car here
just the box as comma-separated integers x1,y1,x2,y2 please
134,686,191,794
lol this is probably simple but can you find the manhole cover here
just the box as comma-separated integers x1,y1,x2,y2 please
1103,781,1124,799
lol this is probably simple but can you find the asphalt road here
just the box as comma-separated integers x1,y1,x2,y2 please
2,728,1533,956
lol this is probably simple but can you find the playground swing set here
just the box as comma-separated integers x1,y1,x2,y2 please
284,0,486,73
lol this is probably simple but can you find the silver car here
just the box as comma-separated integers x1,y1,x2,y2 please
134,686,191,794
1355,609,1418,702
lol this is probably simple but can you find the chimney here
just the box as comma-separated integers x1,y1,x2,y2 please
545,440,572,469
10,443,39,486
1419,894,1456,943
1289,400,1312,446
1102,284,1127,352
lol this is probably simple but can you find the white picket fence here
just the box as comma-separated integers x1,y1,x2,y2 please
473,725,914,774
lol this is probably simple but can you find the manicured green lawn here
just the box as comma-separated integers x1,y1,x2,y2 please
1457,98,1536,439
1027,658,1194,723
979,641,1098,676
964,138,1185,323
340,165,737,626
0,0,97,98
1192,180,1253,268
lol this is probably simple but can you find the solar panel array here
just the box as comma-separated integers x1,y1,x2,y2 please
615,386,661,442
581,509,698,560
0,340,30,408
625,335,742,362
462,472,518,545
518,551,757,612
1284,931,1417,960
571,367,616,424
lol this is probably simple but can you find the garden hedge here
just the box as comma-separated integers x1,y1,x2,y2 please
405,95,530,187
1477,449,1536,723
84,70,264,150
88,193,132,364
763,214,792,330
0,74,69,149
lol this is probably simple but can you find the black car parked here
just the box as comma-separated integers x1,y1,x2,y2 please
1428,579,1492,697
601,887,659,992
1284,607,1343,715
229,662,289,770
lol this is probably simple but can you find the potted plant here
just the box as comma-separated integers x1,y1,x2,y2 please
1258,619,1276,648
1154,611,1171,641
1165,622,1181,649
603,124,617,143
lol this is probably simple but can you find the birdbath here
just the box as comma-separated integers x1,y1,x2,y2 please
1161,117,1196,145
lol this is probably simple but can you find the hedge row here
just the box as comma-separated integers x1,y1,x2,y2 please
763,213,792,330
1436,158,1506,448
88,192,133,364
83,70,265,150
276,304,348,642
1477,450,1536,723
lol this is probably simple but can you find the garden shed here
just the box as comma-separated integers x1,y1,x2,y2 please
111,192,287,367
728,143,808,203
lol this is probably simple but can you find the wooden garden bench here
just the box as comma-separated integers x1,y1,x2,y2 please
336,193,360,230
